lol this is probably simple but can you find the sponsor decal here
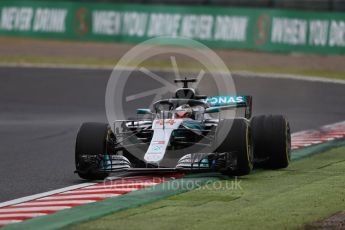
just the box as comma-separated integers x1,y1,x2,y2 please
88,10,248,41
271,17,307,45
75,7,89,36
254,14,270,46
152,141,165,144
205,96,245,106
309,20,329,46
0,2,345,53
0,7,33,31
33,8,67,32
0,6,67,33
152,145,163,152
214,16,248,42
329,20,345,47
199,158,209,168
1,3,345,53
155,119,176,126
270,17,345,47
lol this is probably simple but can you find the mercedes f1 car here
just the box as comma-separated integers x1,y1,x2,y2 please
75,78,291,180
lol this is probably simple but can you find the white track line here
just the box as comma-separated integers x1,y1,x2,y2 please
0,213,46,218
38,194,120,200
0,183,96,208
80,185,148,190
0,220,22,225
292,141,323,144
0,206,71,212
235,71,345,85
56,192,128,196
14,200,96,206
292,138,334,141
0,63,113,71
0,63,344,85
61,188,139,194
86,182,159,189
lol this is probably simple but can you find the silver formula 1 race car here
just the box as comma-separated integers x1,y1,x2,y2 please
75,78,291,180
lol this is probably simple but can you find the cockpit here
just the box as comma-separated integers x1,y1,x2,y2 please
153,99,209,120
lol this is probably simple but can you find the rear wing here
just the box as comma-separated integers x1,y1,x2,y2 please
204,95,252,119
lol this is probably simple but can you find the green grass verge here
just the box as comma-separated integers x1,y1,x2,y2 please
1,55,345,80
67,146,345,230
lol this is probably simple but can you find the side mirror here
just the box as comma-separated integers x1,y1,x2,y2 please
136,109,152,115
205,107,221,113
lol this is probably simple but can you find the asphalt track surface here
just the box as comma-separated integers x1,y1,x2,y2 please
0,66,344,202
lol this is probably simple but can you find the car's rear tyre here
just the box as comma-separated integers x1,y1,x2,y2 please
251,115,291,169
215,119,253,176
75,122,111,180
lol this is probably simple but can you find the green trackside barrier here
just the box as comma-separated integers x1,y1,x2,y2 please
0,0,344,55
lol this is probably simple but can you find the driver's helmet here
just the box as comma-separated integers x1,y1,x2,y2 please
175,104,192,118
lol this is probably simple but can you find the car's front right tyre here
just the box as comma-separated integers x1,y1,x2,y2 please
75,122,111,180
215,119,253,176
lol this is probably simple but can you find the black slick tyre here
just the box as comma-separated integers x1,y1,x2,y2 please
75,122,110,180
215,119,253,176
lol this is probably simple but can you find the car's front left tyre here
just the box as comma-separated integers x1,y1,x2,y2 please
251,115,291,169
